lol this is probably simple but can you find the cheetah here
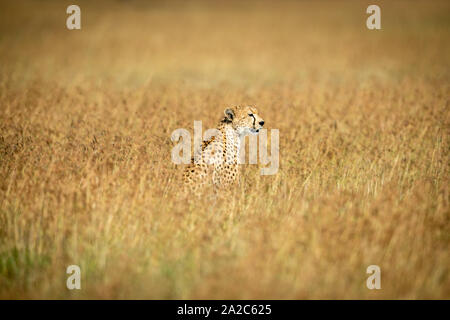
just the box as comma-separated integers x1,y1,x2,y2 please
183,105,265,195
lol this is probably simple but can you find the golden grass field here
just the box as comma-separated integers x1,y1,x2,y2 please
0,0,449,299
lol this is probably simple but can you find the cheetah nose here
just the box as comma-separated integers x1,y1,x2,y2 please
259,121,264,126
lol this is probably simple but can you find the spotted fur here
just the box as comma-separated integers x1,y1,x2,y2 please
183,106,265,195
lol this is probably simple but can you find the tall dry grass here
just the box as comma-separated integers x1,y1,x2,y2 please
0,0,449,298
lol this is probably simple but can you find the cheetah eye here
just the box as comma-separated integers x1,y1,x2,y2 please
248,113,254,117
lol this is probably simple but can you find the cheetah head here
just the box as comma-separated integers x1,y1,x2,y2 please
222,105,265,136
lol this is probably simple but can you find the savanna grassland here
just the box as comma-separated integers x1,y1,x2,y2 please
0,0,449,299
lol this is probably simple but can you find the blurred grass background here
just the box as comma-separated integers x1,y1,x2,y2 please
0,0,449,298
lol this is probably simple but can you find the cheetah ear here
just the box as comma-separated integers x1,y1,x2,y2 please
224,108,235,121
